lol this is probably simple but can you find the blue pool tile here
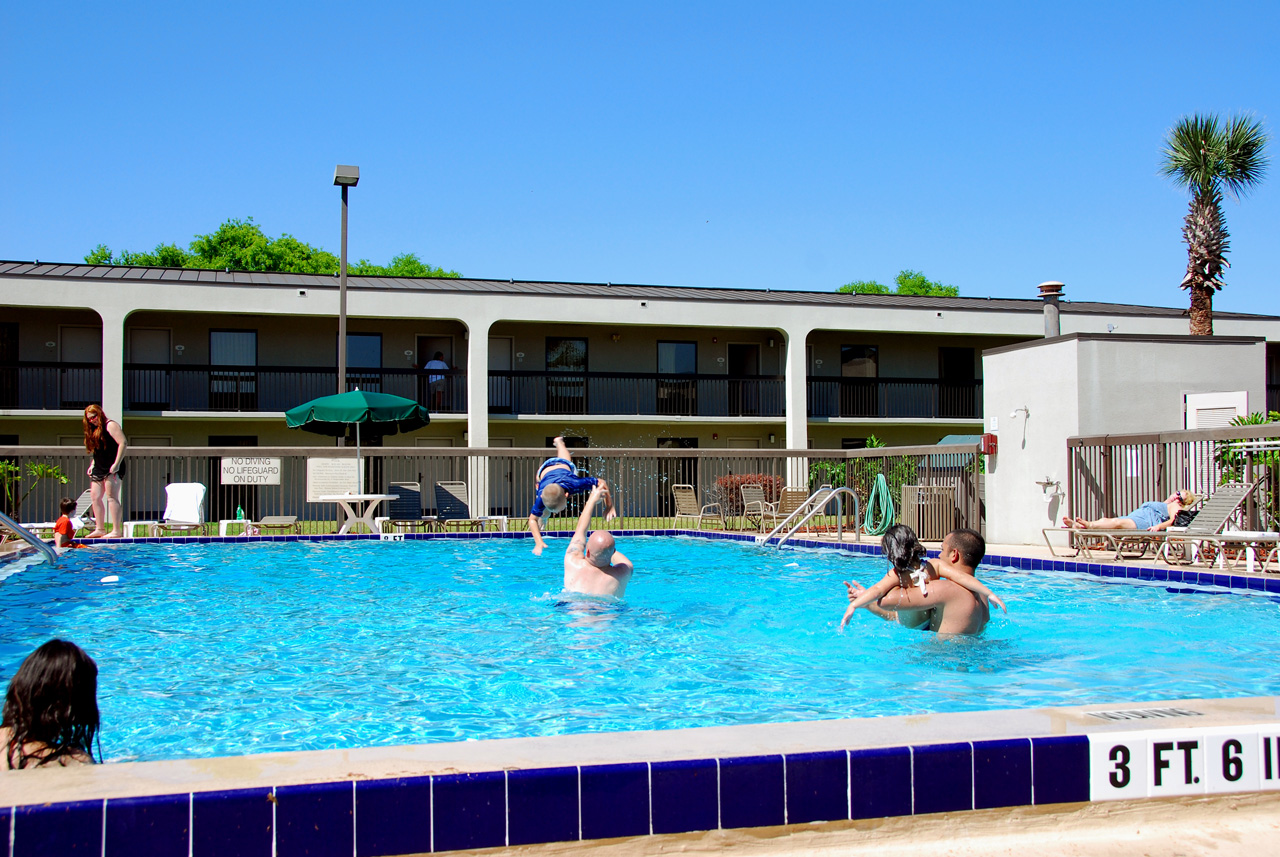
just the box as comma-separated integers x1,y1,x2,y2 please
508,766,579,846
1213,574,1231,588
106,793,190,857
15,799,102,857
651,758,718,834
1264,577,1280,593
192,787,273,857
431,771,506,852
719,754,784,830
276,781,352,857
849,746,912,819
355,776,431,857
1152,567,1170,581
1248,575,1265,590
973,739,1032,809
912,742,972,814
785,750,848,824
581,763,650,840
1031,735,1089,805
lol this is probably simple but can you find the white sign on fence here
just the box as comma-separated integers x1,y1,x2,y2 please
307,458,359,501
220,457,283,486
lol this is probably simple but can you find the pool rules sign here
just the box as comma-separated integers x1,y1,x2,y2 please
1090,727,1280,799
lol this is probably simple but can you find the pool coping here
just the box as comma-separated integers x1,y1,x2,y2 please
3,530,1280,855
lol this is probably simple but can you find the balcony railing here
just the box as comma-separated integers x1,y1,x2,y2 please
807,377,983,419
0,361,103,410
121,365,468,413
487,371,785,417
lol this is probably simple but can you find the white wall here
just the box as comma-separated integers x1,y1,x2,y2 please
983,334,1267,545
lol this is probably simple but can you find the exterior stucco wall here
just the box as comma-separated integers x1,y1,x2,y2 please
983,335,1267,545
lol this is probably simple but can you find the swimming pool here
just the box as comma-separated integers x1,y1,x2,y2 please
2,535,1278,762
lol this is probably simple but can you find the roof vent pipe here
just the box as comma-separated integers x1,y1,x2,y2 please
1038,281,1064,338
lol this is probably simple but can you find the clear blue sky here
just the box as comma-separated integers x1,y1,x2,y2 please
2,1,1276,313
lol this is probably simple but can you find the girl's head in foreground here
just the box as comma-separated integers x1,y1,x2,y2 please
2,639,100,768
881,524,927,586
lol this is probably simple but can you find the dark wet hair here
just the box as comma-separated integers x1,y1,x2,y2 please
2,639,100,769
881,524,927,587
59,497,76,515
947,528,986,568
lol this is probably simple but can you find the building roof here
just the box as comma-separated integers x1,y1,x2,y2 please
0,260,1273,320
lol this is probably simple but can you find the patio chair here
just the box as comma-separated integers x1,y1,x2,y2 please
379,482,439,533
26,489,95,539
777,486,813,532
150,483,207,537
671,483,724,530
740,482,780,532
434,481,507,532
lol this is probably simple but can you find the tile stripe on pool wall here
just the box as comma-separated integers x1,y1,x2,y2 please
5,738,1100,856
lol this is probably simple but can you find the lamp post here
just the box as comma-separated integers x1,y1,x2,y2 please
333,165,360,399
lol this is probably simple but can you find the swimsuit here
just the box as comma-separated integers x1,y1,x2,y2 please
530,457,598,517
90,430,122,480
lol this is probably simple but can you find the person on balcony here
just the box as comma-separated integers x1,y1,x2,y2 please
82,404,127,539
563,483,632,597
424,351,450,410
1062,491,1194,532
529,436,617,555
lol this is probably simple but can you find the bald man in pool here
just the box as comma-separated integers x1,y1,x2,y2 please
564,483,633,597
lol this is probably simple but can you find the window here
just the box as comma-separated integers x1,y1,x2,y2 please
840,345,878,377
209,330,257,411
657,342,696,374
546,337,587,371
841,438,869,450
545,338,587,414
346,334,382,368
658,341,697,415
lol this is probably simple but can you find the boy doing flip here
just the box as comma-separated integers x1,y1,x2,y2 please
529,436,617,555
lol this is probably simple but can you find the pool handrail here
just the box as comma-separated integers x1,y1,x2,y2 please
0,509,58,564
756,485,860,547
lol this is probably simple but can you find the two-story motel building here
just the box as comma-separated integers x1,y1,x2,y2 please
3,261,1279,451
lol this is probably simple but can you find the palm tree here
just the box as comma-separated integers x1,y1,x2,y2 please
1160,114,1269,335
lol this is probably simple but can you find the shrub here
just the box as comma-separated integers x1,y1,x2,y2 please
714,474,782,516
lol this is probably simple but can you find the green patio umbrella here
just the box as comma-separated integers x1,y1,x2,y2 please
285,389,430,492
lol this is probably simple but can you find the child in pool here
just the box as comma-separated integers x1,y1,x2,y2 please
528,436,617,555
841,525,1006,633
51,497,89,549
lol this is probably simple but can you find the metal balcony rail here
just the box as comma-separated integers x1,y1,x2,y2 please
806,377,983,419
487,371,785,417
0,361,102,410
118,365,468,413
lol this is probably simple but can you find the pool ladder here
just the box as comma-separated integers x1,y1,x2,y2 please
755,486,860,548
0,509,58,564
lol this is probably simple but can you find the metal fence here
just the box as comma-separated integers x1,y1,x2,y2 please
1067,424,1280,531
0,443,983,536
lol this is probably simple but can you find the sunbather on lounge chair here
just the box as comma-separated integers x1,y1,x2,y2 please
1064,491,1195,532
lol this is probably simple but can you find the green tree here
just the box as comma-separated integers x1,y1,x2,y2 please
838,270,958,296
1160,114,1269,336
0,461,69,520
84,218,461,278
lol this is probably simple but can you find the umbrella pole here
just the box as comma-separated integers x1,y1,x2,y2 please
356,421,363,493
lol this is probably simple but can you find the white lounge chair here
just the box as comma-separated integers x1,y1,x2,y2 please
26,489,94,539
671,483,724,530
151,483,208,537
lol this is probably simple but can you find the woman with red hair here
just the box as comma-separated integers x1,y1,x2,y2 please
82,403,128,538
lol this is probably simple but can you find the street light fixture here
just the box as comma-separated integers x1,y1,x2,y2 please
333,165,360,401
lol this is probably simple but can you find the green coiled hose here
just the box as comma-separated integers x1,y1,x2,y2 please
863,473,895,536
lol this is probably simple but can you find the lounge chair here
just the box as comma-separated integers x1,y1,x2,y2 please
252,515,301,535
379,482,439,533
1043,479,1265,562
740,482,780,532
151,483,207,537
26,489,95,539
777,486,813,532
671,483,724,530
435,481,507,532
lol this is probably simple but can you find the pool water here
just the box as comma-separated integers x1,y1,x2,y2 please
2,536,1279,762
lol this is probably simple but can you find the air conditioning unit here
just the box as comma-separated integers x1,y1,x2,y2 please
901,485,957,541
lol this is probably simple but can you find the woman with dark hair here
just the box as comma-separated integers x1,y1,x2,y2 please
840,524,1001,634
1,639,100,768
82,403,128,538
